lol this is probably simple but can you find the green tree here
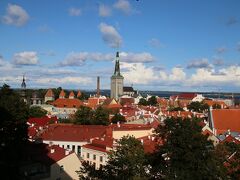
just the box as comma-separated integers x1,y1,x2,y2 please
187,101,209,112
138,98,148,106
111,113,126,124
53,87,62,99
77,92,89,100
215,142,240,179
29,106,47,118
168,106,184,112
148,96,157,106
149,117,225,179
74,106,94,125
0,84,29,179
77,136,149,179
212,103,221,109
93,106,110,125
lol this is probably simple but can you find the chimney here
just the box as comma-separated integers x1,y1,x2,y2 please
117,121,120,128
148,135,151,140
97,76,100,97
65,149,70,156
141,139,144,144
50,148,55,153
228,129,231,135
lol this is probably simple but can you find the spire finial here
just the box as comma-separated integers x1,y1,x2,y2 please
21,74,26,89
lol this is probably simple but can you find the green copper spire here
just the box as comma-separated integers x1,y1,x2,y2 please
114,51,121,76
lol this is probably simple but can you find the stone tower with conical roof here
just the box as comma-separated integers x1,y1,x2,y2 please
111,52,124,100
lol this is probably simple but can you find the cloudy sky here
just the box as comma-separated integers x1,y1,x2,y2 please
0,0,240,92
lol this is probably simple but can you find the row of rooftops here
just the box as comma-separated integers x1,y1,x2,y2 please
45,89,82,99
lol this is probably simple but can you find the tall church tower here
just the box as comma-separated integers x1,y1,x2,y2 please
111,52,124,100
20,75,27,103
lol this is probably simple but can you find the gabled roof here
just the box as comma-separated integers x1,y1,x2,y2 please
211,109,240,135
45,89,54,97
103,98,122,109
24,143,74,166
204,100,227,108
222,135,240,144
28,116,58,127
59,90,65,98
69,91,75,98
41,124,108,142
52,98,83,108
82,137,114,153
109,124,152,131
178,93,197,100
77,90,82,97
138,135,160,154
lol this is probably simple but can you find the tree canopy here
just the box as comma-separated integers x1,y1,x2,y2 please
29,106,47,118
149,117,225,179
111,113,126,124
0,84,29,179
74,106,110,125
138,96,157,106
187,101,209,112
77,136,148,180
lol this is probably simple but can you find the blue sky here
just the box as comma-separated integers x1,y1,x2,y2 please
0,0,240,92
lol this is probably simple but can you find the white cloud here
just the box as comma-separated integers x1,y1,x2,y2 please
13,51,38,65
99,23,122,48
120,52,155,63
187,58,212,69
68,8,81,16
122,63,157,84
114,0,131,14
169,67,186,81
2,4,29,26
99,4,112,17
36,76,92,85
61,52,113,66
188,66,240,87
60,51,155,66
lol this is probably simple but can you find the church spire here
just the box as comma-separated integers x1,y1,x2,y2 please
114,51,121,76
21,75,26,89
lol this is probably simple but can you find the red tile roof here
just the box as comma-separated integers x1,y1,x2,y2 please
46,145,73,163
178,93,197,100
59,90,65,98
45,89,54,97
41,124,108,142
150,119,160,129
23,143,74,166
53,98,83,108
87,97,99,109
28,116,58,127
204,100,227,108
82,137,114,153
110,124,152,131
77,90,82,97
222,135,240,144
69,91,75,98
211,109,240,135
138,135,161,154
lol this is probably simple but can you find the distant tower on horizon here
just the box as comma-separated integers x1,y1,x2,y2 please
97,76,100,97
110,52,124,100
20,75,27,103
